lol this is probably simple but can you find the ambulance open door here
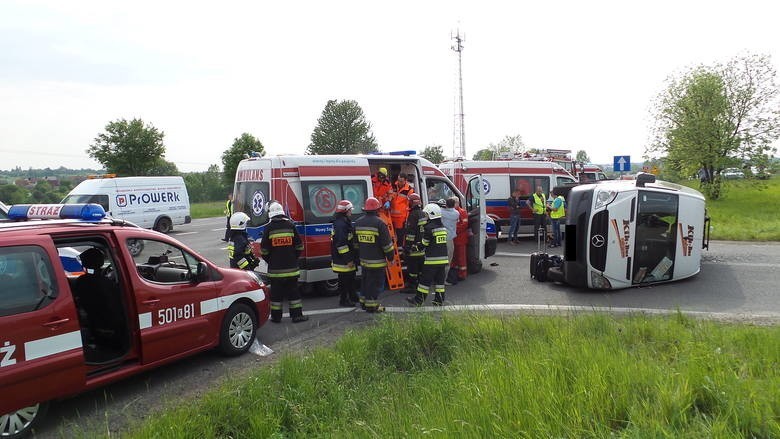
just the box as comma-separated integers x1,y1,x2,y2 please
467,174,486,262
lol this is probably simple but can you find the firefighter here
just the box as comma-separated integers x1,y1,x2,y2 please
331,199,360,307
402,193,426,294
355,196,394,313
227,212,260,270
260,202,308,323
389,172,413,244
406,203,448,306
371,167,392,206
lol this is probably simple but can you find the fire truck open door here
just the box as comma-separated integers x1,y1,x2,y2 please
467,174,487,262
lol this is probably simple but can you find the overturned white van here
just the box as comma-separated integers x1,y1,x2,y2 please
62,175,191,233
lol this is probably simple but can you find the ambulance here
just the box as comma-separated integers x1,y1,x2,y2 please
438,160,577,236
0,204,270,438
549,173,711,289
576,164,609,183
232,153,498,293
62,175,191,233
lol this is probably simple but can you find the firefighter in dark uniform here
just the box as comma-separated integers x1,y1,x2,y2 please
227,212,259,270
260,202,308,323
402,193,426,294
331,199,360,307
406,203,449,306
354,196,394,313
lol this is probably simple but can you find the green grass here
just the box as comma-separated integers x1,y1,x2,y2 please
684,178,780,241
190,201,225,219
121,313,778,438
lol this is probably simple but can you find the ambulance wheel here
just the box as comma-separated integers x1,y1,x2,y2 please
127,239,144,257
219,303,257,356
0,402,49,439
154,217,172,234
317,279,340,296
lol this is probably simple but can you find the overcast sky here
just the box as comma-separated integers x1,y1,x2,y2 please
1,0,778,172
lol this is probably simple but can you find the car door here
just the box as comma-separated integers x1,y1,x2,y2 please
0,238,84,415
115,231,218,365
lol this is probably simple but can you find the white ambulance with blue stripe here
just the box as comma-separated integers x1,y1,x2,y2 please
233,153,497,294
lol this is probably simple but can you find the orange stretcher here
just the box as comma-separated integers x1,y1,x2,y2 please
379,209,405,290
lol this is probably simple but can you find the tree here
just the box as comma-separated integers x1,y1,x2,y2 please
185,164,226,203
575,150,591,164
307,100,379,155
649,54,780,199
87,118,168,176
472,148,494,160
420,144,445,164
0,184,27,204
222,133,265,188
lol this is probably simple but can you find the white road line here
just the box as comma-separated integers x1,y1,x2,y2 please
176,231,198,236
303,304,780,320
211,228,225,232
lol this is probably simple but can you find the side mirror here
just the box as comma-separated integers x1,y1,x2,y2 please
193,262,209,283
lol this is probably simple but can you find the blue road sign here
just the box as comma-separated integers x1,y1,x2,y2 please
613,155,631,172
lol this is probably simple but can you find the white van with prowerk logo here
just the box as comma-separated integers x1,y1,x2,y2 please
62,175,191,233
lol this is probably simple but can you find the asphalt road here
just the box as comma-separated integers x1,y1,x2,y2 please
35,217,780,437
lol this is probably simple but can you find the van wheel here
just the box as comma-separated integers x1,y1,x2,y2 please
154,217,172,234
219,303,257,356
317,279,340,296
0,402,49,439
127,239,145,257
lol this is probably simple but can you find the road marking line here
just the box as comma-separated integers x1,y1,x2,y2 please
176,231,198,236
306,304,780,320
211,228,225,232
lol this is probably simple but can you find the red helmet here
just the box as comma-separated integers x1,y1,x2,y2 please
336,200,354,213
408,193,422,208
364,197,381,211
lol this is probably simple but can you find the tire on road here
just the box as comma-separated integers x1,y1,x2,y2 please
219,302,257,356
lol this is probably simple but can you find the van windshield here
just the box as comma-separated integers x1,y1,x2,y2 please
61,194,110,211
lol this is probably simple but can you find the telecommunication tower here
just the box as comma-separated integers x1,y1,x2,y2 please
451,30,465,159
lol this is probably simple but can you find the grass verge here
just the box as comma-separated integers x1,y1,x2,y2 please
123,313,778,438
684,177,780,241
190,201,224,219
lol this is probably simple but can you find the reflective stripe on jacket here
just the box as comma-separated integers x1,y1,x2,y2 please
421,218,448,265
355,212,394,268
330,213,357,273
260,216,303,278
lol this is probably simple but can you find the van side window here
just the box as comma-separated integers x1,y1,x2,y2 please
301,181,368,224
61,194,110,212
0,246,58,317
557,177,575,187
130,239,199,284
424,177,457,204
235,182,270,227
510,177,550,198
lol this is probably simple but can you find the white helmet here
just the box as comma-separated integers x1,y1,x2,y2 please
230,212,251,230
268,202,285,218
423,203,442,220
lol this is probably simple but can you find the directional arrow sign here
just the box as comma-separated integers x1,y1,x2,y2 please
613,155,631,172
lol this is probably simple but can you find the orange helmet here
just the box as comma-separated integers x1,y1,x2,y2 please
364,197,381,211
408,193,422,208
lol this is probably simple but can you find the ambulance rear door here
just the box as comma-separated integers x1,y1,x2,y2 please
466,174,487,262
234,158,273,241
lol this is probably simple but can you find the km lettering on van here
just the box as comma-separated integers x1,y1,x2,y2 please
116,192,181,207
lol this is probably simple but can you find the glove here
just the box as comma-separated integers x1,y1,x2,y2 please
383,201,390,209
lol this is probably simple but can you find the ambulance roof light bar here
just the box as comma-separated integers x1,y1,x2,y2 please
367,150,417,156
8,204,107,221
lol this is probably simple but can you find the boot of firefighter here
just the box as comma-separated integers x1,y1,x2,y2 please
339,289,355,307
289,300,309,323
270,302,283,323
432,291,445,306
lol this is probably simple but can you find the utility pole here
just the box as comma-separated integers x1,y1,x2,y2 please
451,29,465,159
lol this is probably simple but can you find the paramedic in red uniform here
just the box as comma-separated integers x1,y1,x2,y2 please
453,196,470,281
389,172,413,244
260,202,309,323
330,200,360,307
371,167,392,206
355,197,394,313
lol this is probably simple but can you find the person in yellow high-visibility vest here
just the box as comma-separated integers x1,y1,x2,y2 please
527,186,548,242
549,188,566,247
222,193,233,242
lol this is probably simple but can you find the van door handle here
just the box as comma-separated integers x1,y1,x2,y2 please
142,298,161,306
42,318,70,329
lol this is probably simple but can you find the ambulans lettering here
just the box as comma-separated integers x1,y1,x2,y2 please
157,303,196,325
237,168,264,182
1,341,17,367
